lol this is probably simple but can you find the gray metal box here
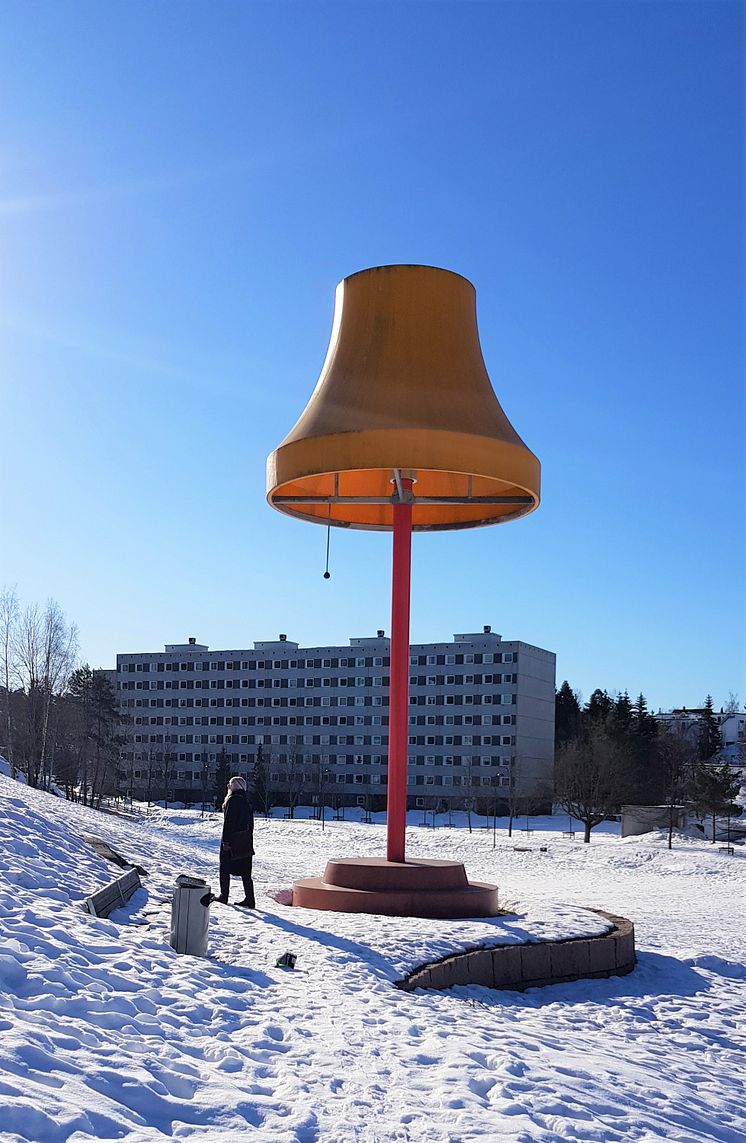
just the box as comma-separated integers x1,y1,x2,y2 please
170,874,211,957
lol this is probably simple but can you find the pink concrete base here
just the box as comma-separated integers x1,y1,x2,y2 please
292,857,499,918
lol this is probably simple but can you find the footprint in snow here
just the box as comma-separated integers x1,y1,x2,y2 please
468,1076,497,1099
294,1113,320,1143
503,1080,533,1095
233,1100,266,1128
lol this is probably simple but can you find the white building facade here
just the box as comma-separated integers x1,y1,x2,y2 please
115,626,555,810
655,707,746,761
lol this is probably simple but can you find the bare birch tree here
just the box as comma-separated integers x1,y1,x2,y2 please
39,601,78,789
505,754,535,837
14,599,77,787
0,587,19,776
14,603,44,785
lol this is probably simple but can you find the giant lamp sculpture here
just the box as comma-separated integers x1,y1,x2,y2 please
267,265,540,918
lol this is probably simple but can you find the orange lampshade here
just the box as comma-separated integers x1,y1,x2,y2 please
267,264,540,531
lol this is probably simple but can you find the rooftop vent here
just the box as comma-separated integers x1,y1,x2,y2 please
188,637,196,645
377,629,385,638
483,625,491,634
279,633,287,642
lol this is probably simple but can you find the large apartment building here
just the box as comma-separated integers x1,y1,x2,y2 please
115,627,556,811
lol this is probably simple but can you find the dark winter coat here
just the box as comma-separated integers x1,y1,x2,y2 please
220,790,254,876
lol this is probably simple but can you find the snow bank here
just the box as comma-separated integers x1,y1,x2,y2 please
0,755,26,783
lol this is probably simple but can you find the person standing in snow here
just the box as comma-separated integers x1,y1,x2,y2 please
217,775,255,907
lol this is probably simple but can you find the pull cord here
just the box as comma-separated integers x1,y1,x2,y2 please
323,505,331,579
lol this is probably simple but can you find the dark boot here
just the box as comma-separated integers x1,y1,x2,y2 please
217,869,230,904
237,876,255,908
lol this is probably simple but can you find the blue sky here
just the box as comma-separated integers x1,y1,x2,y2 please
1,0,743,711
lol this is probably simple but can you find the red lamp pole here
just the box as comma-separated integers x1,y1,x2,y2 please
386,475,413,863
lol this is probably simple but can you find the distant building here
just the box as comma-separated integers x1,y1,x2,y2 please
655,706,746,761
719,712,746,763
621,805,689,838
114,627,555,811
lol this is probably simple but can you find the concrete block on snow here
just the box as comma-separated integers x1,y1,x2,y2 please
491,944,523,987
549,939,591,978
588,937,616,974
614,922,635,969
466,950,495,988
520,942,552,982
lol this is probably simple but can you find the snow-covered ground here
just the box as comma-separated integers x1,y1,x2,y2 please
0,756,25,783
0,777,744,1142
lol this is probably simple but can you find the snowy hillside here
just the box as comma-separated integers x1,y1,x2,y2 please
0,777,744,1142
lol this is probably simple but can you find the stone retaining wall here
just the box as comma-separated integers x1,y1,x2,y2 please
397,909,635,993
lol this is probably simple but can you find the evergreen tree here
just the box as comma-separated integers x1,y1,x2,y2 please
607,691,633,740
586,689,613,725
66,666,121,805
698,696,721,761
630,693,662,802
555,681,582,749
632,692,649,723
213,750,231,809
251,743,273,817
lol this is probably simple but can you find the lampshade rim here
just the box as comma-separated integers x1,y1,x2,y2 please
265,491,539,533
266,446,541,532
267,430,540,494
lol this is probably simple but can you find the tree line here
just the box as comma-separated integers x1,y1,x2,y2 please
554,682,742,844
0,588,122,805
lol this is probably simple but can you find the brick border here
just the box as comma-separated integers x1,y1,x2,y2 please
396,909,635,993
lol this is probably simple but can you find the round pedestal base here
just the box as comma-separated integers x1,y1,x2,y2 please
292,857,498,918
